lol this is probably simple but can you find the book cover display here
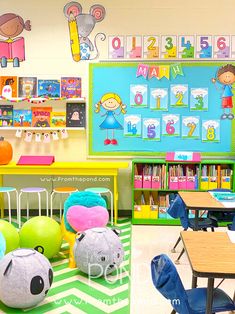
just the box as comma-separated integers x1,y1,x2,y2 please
0,76,17,98
61,77,81,98
66,102,85,127
18,77,37,97
13,109,32,127
0,105,13,127
32,107,52,127
38,80,60,98
51,112,66,127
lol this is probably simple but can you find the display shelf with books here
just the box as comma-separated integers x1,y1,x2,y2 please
0,97,86,131
132,158,235,225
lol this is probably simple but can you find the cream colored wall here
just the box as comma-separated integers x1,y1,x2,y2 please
1,0,234,210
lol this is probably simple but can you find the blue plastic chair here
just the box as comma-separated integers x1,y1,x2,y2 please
227,216,235,230
151,254,235,314
167,194,218,263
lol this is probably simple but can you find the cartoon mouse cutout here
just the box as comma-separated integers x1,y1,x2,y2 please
63,2,106,61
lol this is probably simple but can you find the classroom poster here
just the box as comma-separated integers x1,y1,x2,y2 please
178,35,195,58
202,119,220,143
181,116,200,139
130,85,148,107
162,114,180,137
190,88,208,111
143,36,159,59
150,88,168,111
142,118,160,141
108,36,125,59
170,84,188,108
196,35,213,59
213,36,230,59
124,114,141,137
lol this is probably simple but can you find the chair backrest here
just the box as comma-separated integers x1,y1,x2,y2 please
151,254,191,314
167,194,189,229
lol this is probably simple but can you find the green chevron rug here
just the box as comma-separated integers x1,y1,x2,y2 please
0,217,131,314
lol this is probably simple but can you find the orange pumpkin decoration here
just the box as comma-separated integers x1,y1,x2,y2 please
0,137,13,165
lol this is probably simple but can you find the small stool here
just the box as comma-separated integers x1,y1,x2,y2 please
50,187,78,220
85,187,114,225
0,187,18,224
18,187,49,227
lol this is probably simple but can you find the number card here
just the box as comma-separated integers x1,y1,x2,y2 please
150,88,168,111
162,114,180,136
161,35,177,58
182,116,200,139
124,114,141,137
231,35,235,58
190,88,208,111
142,118,160,141
170,84,188,108
214,35,230,58
126,35,142,59
178,35,195,58
130,84,148,107
108,36,125,59
196,35,213,58
143,35,159,59
202,120,220,142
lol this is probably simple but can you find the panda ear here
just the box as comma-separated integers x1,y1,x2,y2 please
76,233,85,242
3,260,13,276
112,228,121,236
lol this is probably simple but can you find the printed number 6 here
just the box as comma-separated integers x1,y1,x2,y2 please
166,120,175,135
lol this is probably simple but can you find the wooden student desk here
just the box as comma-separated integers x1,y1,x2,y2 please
179,191,235,230
181,231,235,314
0,161,129,224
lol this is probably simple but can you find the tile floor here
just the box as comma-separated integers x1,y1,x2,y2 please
131,225,235,314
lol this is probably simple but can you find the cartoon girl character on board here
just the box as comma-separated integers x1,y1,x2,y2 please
95,93,126,145
212,64,235,120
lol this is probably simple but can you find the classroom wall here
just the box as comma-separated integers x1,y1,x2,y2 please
1,0,234,210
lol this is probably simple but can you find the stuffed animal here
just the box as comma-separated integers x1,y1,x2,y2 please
74,227,124,277
62,191,109,268
0,248,53,309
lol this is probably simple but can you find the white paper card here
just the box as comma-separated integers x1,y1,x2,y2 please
15,129,23,138
24,132,32,142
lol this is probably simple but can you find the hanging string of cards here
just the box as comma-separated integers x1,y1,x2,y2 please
15,128,69,143
108,35,235,59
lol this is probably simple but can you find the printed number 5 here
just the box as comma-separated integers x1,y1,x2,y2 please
200,37,209,49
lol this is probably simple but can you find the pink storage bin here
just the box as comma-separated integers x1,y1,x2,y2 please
168,176,178,190
152,176,161,189
178,176,187,190
143,175,151,188
186,176,195,190
134,175,142,188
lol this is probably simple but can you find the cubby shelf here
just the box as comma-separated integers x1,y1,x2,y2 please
132,158,235,225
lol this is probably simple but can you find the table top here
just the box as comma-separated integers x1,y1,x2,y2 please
181,231,235,278
179,191,230,210
0,161,129,175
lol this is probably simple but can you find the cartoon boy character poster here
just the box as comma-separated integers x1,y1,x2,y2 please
212,64,235,120
95,93,126,145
